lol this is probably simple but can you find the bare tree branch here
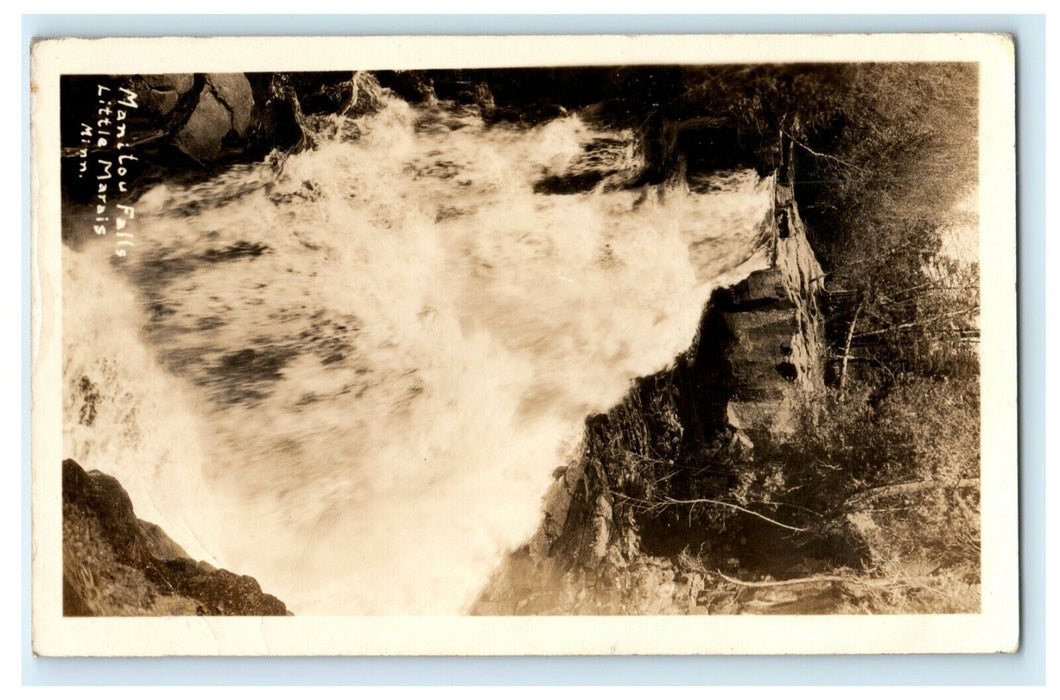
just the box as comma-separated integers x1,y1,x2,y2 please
617,494,808,532
839,301,863,398
853,306,980,339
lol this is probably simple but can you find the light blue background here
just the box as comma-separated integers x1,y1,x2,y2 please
21,13,1046,685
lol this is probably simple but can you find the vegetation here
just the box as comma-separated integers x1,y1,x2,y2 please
715,64,981,608
684,63,981,375
603,64,983,613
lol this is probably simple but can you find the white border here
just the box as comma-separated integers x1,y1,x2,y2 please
30,33,1018,657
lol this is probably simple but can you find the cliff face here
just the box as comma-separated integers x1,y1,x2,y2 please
698,181,825,445
62,459,288,617
473,176,827,615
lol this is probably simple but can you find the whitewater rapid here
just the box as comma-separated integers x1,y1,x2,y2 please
63,94,774,614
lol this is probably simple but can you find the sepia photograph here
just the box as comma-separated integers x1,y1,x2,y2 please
30,34,1018,656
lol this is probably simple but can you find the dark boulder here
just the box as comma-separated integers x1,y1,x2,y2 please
287,71,356,114
138,73,197,117
174,88,233,162
374,70,436,103
244,73,309,155
205,73,254,136
142,73,195,96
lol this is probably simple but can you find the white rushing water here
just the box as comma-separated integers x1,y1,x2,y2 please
63,93,774,614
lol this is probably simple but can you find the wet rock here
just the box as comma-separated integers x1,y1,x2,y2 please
206,73,254,136
62,458,288,616
374,70,436,103
142,73,196,96
533,171,608,195
247,74,308,154
286,72,358,115
138,519,190,561
174,88,232,162
201,240,271,262
136,74,198,117
346,72,387,117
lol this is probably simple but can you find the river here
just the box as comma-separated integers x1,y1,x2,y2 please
62,89,774,614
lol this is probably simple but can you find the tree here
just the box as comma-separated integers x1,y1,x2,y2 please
682,63,980,380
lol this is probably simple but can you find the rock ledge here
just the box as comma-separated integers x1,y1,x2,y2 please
62,458,289,617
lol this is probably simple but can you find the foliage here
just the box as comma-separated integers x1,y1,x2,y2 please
747,374,981,573
674,63,979,249
571,65,984,611
671,64,982,377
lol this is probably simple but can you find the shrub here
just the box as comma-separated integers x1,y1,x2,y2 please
746,375,981,574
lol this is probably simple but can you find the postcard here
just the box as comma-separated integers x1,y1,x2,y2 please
30,33,1017,656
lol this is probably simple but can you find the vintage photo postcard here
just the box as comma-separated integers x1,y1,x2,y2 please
30,34,1017,656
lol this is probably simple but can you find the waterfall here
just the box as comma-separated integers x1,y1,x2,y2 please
63,89,774,614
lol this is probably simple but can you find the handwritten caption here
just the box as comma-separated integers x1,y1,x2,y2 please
76,84,139,258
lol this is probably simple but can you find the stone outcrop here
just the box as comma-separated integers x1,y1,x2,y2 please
473,173,828,615
138,73,196,116
167,73,256,162
206,74,254,135
59,71,379,210
694,182,824,446
173,87,233,162
62,458,288,617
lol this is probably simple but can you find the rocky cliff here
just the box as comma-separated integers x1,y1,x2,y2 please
473,174,830,615
62,458,288,616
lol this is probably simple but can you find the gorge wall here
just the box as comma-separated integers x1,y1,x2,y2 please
473,175,828,615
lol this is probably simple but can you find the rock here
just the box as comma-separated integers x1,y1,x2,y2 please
152,562,287,616
205,73,254,136
136,74,198,117
62,459,288,616
246,74,308,154
62,458,153,567
142,73,195,96
374,70,435,103
62,575,92,616
174,88,232,162
60,71,386,205
143,88,181,117
723,267,793,310
346,72,387,117
590,494,613,560
138,518,190,561
288,72,354,115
